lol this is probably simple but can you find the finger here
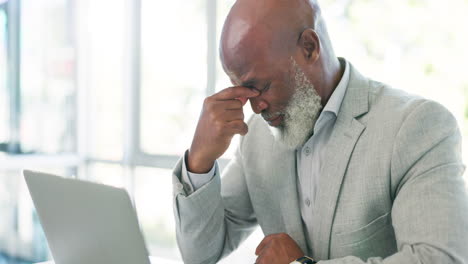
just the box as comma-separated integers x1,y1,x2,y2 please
255,255,262,264
255,234,276,256
222,99,243,110
222,110,244,122
226,120,248,136
205,99,240,115
255,244,273,264
215,86,259,100
255,255,264,264
235,96,249,106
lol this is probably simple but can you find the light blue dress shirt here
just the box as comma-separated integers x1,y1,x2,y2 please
181,58,350,248
296,58,349,248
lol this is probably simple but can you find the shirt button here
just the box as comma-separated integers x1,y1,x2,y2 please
304,146,311,156
175,183,184,191
305,198,311,207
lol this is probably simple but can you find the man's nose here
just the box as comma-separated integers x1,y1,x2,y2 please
249,97,268,114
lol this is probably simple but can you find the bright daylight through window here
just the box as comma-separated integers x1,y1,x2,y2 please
0,0,467,263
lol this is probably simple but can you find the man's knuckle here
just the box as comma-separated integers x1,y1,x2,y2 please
241,122,249,131
226,88,235,97
256,256,264,264
230,123,239,132
214,121,224,132
204,96,213,105
231,113,240,122
205,101,215,113
208,111,217,121
235,121,244,129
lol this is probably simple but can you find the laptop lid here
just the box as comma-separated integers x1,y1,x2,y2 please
24,170,151,264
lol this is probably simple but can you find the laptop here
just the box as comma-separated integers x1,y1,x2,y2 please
24,170,152,264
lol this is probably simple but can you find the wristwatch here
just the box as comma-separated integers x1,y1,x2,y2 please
290,256,317,264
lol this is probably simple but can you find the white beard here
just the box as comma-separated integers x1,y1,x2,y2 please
269,59,322,150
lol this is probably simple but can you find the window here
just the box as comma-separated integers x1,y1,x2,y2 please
1,0,78,263
20,0,77,154
134,167,180,259
140,0,208,156
0,168,75,263
1,0,468,263
79,0,126,161
0,4,8,147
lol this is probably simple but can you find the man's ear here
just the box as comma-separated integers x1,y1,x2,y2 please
298,28,320,63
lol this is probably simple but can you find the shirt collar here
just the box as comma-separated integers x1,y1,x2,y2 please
321,58,350,117
310,58,350,136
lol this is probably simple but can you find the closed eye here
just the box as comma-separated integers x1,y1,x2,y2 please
242,80,271,95
259,82,271,94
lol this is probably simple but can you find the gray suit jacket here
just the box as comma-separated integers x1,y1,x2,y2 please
172,63,468,264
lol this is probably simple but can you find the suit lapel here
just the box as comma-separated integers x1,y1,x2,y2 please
277,151,308,252
311,64,370,260
312,117,365,259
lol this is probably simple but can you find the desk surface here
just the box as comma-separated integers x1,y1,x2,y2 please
36,256,182,264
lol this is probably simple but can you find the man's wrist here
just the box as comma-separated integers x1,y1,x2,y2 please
290,256,317,264
186,151,214,174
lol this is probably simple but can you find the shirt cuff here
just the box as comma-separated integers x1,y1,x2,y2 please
181,150,217,194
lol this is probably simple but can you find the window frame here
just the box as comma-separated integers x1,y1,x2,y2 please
0,0,227,260
1,0,229,186
1,0,21,154
79,0,230,198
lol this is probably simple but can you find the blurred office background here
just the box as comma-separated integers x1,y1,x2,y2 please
0,0,467,263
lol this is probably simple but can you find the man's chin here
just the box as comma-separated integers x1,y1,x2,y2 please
268,120,313,150
265,114,284,127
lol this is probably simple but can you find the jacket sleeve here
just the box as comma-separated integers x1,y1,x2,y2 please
172,134,257,264
180,149,217,194
319,101,468,264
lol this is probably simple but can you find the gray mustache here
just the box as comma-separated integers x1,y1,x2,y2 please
261,111,285,120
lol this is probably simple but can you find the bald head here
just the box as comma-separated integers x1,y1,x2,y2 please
219,0,343,137
220,0,331,78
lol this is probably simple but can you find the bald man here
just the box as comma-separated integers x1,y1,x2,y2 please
171,0,468,263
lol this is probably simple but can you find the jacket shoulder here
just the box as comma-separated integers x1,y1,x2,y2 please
364,80,455,127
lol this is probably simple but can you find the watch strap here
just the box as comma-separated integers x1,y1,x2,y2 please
292,256,317,264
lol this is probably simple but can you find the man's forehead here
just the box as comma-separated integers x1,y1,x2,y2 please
227,70,242,85
227,69,264,87
225,54,291,87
